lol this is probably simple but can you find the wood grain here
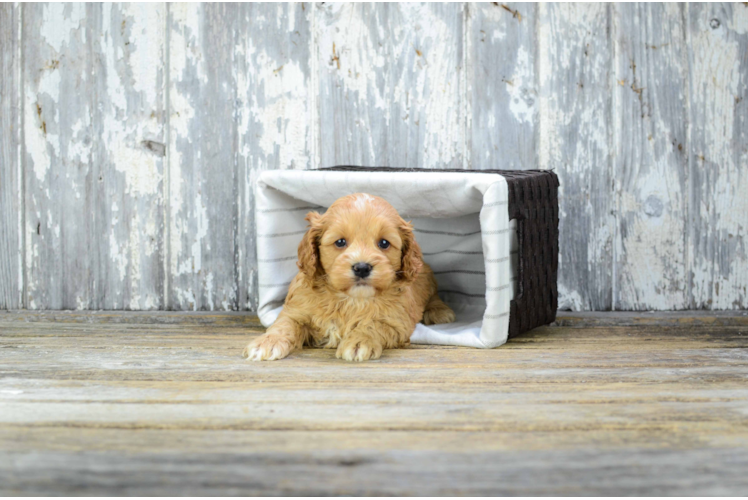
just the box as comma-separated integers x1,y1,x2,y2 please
613,3,690,310
316,3,465,169
167,4,239,311
0,3,22,309
235,3,313,312
537,4,614,310
22,4,165,310
469,2,538,170
688,3,748,309
1,311,748,495
3,4,748,312
166,4,313,312
92,3,166,309
23,3,93,309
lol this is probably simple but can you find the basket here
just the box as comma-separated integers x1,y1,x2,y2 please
255,167,559,348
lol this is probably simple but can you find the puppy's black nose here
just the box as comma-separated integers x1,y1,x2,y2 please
352,262,372,279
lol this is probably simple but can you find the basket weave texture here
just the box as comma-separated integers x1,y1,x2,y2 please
321,166,560,338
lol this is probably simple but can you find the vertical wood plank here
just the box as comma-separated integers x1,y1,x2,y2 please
613,4,689,310
235,3,313,311
23,3,94,309
537,4,614,311
168,4,238,310
23,3,165,309
317,3,465,169
12,4,748,312
0,3,22,309
469,2,538,170
92,3,166,309
688,3,748,309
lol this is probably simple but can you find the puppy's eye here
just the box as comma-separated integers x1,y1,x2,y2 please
334,238,346,248
378,239,390,250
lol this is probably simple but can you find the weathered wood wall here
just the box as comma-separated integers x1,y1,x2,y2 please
0,3,746,312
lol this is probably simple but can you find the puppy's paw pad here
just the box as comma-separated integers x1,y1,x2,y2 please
243,335,293,361
336,339,382,362
423,305,456,325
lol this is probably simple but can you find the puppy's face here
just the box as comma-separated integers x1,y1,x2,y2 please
297,193,422,298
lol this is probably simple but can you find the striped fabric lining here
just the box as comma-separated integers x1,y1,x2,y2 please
437,289,486,298
432,270,485,276
256,249,517,263
422,249,483,256
255,169,514,349
257,256,298,263
483,312,510,319
482,228,514,235
257,205,320,213
413,228,482,236
258,281,293,288
257,229,307,238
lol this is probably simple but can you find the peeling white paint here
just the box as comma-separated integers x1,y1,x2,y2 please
25,87,51,183
317,4,387,111
507,46,534,125
172,3,208,85
26,4,79,183
611,4,691,310
9,3,748,312
729,7,748,35
40,3,85,53
538,3,614,310
317,3,463,168
125,4,162,106
75,295,87,311
110,143,161,196
205,272,215,310
250,58,309,169
190,192,209,275
558,283,585,311
168,146,185,279
689,4,748,309
110,230,128,282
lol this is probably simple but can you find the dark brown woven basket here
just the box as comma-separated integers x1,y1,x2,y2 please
321,166,559,338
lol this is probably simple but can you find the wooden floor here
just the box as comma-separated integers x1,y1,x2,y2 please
2,311,748,496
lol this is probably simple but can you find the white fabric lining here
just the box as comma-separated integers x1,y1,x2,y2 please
255,170,516,348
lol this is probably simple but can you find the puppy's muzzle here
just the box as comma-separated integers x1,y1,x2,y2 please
352,262,372,279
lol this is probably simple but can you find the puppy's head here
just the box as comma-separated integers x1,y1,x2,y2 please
297,193,422,298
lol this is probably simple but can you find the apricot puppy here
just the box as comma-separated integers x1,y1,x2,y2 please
243,193,456,362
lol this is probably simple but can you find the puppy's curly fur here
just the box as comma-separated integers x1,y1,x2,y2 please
244,193,456,362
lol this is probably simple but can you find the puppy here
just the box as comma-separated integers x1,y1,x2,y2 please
243,193,456,362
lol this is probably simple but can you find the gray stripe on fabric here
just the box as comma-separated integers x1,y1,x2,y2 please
483,228,513,235
482,200,508,208
432,270,485,276
422,249,483,256
257,229,307,237
264,298,286,307
486,284,511,291
258,205,318,213
483,312,509,319
414,228,482,236
485,256,510,263
258,255,297,263
259,282,293,288
437,289,486,298
421,250,520,257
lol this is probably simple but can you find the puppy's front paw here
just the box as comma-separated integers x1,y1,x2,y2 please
336,335,383,362
422,301,456,325
243,333,294,361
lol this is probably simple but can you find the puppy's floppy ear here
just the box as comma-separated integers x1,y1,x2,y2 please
297,211,324,280
399,219,423,282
